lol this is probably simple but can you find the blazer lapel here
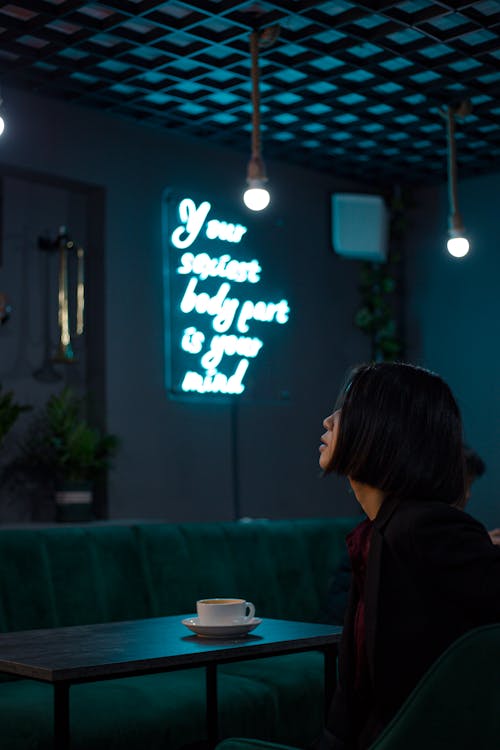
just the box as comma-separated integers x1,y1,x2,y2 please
365,524,381,684
365,495,400,684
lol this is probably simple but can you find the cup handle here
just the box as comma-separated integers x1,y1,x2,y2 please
244,602,255,622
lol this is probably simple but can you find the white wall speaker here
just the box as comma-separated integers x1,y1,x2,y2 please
331,193,388,262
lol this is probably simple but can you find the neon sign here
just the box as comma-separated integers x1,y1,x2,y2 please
164,196,290,398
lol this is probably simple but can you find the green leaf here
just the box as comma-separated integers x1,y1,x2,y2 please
382,277,395,293
354,307,374,330
0,385,31,446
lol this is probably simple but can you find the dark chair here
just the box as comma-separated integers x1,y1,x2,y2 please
216,623,500,750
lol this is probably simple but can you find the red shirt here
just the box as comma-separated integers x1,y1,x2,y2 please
346,518,373,691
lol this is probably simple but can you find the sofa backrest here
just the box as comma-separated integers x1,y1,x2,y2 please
0,517,357,633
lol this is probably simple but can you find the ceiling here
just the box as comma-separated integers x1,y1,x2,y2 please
0,1,499,186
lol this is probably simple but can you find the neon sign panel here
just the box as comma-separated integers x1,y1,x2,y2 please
165,196,290,397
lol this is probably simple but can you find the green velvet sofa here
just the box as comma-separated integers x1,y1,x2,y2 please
0,517,356,750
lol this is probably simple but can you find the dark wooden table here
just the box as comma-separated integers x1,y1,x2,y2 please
0,615,342,750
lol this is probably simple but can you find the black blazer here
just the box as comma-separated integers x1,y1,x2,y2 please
324,496,500,750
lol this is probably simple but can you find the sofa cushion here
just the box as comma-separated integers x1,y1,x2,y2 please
0,676,171,750
0,530,56,632
134,524,195,616
40,527,106,627
136,523,239,617
222,521,319,621
83,526,152,622
298,518,358,622
0,653,323,750
220,651,325,747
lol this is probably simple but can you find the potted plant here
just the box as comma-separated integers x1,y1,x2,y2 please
11,387,118,522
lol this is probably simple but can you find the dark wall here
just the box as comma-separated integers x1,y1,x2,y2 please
406,171,500,530
0,87,370,522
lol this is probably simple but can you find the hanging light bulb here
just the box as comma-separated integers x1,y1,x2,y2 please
443,102,471,258
244,155,270,211
0,92,5,137
447,237,469,258
243,27,279,212
447,216,469,258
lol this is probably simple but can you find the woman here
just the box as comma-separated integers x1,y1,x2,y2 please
318,362,500,750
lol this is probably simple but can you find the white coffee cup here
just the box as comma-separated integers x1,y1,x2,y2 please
196,598,256,626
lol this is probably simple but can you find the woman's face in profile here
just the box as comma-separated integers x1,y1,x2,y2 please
319,410,340,471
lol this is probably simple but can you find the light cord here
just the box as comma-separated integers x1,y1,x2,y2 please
250,30,261,161
446,106,459,220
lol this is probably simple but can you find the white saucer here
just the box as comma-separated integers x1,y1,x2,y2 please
182,617,262,638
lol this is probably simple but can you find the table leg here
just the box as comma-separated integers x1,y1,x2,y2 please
323,644,338,721
54,683,70,750
206,663,219,748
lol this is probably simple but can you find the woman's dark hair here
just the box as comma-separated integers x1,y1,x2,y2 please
325,362,466,506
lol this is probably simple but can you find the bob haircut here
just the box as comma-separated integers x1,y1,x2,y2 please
325,362,466,506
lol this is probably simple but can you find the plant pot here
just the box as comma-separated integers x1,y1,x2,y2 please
55,482,94,523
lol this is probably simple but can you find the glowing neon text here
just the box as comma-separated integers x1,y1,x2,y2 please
236,299,290,333
177,252,261,283
171,198,247,249
182,360,249,395
180,278,239,333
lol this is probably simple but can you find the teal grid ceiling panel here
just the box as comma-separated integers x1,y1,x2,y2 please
0,0,498,186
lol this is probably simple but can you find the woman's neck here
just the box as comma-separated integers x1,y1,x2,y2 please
349,478,385,520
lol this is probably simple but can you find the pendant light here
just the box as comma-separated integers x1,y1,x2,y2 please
0,88,6,136
243,26,279,212
442,101,471,258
